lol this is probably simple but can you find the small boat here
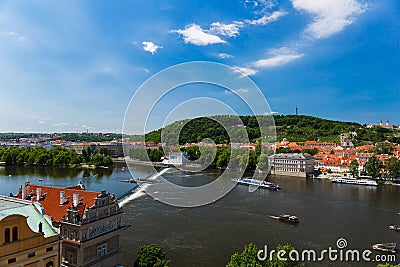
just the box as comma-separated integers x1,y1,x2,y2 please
232,178,281,191
332,177,378,186
388,225,400,231
278,214,299,223
38,178,43,182
372,242,397,253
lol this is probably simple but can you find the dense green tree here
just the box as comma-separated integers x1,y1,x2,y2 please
365,156,383,178
385,157,400,179
226,243,264,267
148,148,164,162
373,142,393,155
0,146,109,168
134,244,170,267
82,147,94,163
349,160,359,177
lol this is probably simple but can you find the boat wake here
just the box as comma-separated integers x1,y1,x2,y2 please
269,215,280,220
118,168,170,207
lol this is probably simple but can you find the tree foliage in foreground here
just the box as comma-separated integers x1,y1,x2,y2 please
134,244,170,267
226,243,305,267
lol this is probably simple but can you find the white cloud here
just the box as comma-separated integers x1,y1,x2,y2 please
209,21,244,37
217,53,233,59
171,24,226,46
142,41,162,54
1,31,27,41
233,66,258,77
253,54,303,68
248,10,287,25
225,88,250,94
53,122,69,126
291,0,367,39
252,47,304,68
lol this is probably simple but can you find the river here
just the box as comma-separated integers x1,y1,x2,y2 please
0,164,399,266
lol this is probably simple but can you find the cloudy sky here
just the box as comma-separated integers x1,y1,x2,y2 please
0,0,399,132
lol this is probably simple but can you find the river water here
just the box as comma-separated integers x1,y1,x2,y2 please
1,164,399,267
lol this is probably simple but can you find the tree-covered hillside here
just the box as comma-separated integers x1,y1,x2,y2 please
142,115,397,145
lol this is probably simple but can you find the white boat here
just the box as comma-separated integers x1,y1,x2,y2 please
332,177,378,186
232,178,281,191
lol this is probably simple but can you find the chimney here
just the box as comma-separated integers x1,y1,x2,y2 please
22,185,30,200
38,222,43,233
73,193,79,207
36,188,42,201
60,191,65,205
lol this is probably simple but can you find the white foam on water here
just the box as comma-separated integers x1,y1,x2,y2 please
119,168,170,207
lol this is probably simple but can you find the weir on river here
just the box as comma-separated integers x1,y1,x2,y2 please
118,168,170,207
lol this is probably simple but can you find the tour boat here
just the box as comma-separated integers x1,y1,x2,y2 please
278,214,300,223
232,178,281,191
388,225,400,232
332,177,378,186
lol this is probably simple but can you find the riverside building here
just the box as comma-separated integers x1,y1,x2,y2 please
15,183,124,267
268,153,315,177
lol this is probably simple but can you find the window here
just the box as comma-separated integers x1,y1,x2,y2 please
28,252,35,258
46,247,53,252
75,231,79,241
8,258,16,264
46,261,54,267
4,228,10,243
12,226,18,241
97,244,107,258
70,231,74,240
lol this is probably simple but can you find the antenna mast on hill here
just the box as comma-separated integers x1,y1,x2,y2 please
296,105,299,115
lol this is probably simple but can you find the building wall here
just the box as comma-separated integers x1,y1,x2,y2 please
0,215,61,267
60,192,123,267
269,153,315,177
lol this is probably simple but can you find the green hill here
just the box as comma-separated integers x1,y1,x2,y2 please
143,115,397,145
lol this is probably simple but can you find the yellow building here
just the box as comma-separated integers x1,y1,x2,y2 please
0,196,62,267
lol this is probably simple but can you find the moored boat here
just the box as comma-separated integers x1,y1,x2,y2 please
232,178,281,191
332,177,378,186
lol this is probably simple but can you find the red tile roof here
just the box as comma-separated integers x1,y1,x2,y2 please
15,184,100,222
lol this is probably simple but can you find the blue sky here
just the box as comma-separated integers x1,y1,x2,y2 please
0,0,399,133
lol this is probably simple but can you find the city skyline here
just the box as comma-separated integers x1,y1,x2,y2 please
0,0,399,133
